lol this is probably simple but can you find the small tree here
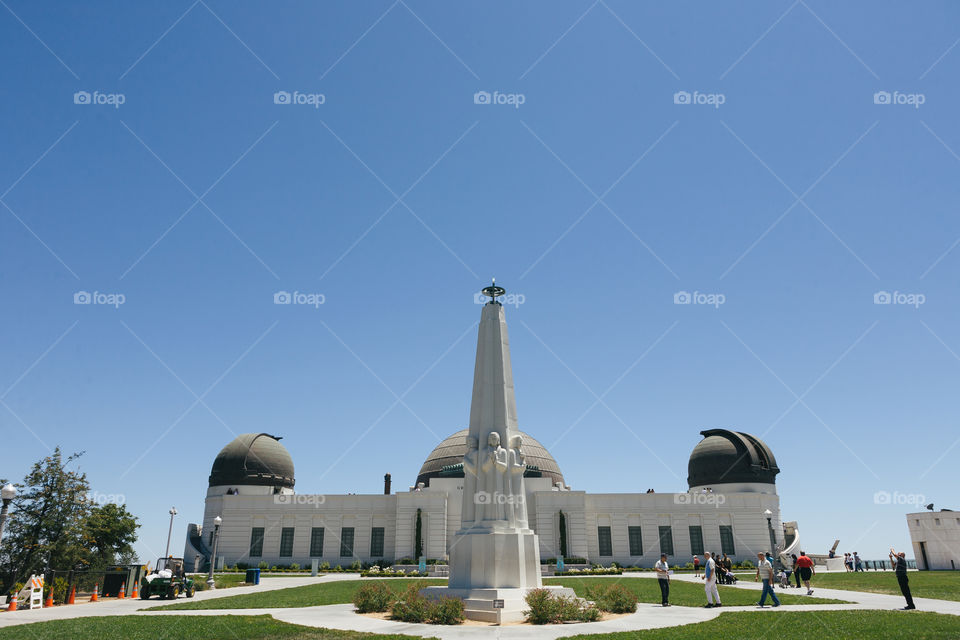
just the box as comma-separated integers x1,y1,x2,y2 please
84,502,140,569
558,511,567,559
414,509,423,560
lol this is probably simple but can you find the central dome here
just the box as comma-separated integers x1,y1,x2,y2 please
687,429,779,488
209,433,295,489
416,429,564,488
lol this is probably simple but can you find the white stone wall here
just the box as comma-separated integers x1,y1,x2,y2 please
907,511,960,570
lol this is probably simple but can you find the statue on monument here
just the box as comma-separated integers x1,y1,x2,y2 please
462,436,479,524
508,434,529,530
480,431,508,522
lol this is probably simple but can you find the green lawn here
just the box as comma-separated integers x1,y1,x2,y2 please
0,615,437,640
568,610,960,639
542,576,848,606
809,572,960,602
148,578,447,610
3,611,959,640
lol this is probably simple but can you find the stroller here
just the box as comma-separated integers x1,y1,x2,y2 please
724,570,738,584
777,570,791,589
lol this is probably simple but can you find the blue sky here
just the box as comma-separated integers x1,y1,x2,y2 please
2,1,959,563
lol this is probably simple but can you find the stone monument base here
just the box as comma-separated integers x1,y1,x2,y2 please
421,585,575,623
421,527,574,622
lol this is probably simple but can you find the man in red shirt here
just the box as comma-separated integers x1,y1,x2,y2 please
794,551,815,595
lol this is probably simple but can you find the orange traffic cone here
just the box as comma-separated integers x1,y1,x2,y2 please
6,593,16,612
131,582,139,599
44,590,53,607
118,582,125,599
67,585,76,604
90,583,98,602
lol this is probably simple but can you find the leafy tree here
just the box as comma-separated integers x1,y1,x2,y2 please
0,448,90,591
84,502,140,569
415,508,423,560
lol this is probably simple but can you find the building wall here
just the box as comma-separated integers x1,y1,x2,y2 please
191,483,786,568
907,511,960,570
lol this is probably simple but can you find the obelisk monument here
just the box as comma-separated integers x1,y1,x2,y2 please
423,282,572,622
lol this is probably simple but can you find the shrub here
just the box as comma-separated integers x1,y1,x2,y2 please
523,589,557,625
740,560,755,569
289,563,300,571
390,585,431,623
258,561,268,570
353,581,393,613
564,557,588,564
349,560,362,571
319,561,330,570
577,604,602,622
427,596,465,625
590,584,638,614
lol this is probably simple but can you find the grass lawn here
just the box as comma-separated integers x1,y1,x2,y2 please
542,576,849,606
809,572,960,602
3,610,959,639
569,610,960,639
148,578,447,610
0,615,437,640
187,573,249,590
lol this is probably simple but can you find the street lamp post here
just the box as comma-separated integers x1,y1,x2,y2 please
206,516,222,590
0,484,16,541
764,509,780,572
164,507,177,558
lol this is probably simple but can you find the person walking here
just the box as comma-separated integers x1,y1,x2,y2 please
854,552,864,572
795,550,815,595
890,548,915,610
791,554,802,588
693,554,701,578
655,553,671,607
756,552,781,607
703,551,721,608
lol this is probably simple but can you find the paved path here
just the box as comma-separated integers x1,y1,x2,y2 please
2,572,958,638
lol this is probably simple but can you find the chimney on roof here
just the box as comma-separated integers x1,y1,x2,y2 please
384,473,392,495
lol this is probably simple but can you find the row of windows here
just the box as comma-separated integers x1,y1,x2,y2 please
596,525,736,557
249,526,386,558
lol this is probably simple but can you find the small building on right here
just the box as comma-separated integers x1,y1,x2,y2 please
906,509,960,570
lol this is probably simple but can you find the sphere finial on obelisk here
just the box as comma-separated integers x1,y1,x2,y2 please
481,278,505,304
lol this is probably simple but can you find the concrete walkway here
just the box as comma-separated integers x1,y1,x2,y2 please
2,572,958,638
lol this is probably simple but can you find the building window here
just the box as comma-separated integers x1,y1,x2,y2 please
719,525,735,556
658,526,674,556
628,526,643,556
597,526,613,557
310,527,324,557
279,527,295,557
370,527,385,557
249,527,265,558
935,518,941,526
689,526,704,556
340,527,355,557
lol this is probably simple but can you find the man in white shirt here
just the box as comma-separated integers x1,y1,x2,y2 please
703,551,721,608
654,553,671,606
756,552,781,607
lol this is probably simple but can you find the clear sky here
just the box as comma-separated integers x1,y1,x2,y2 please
2,1,958,564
